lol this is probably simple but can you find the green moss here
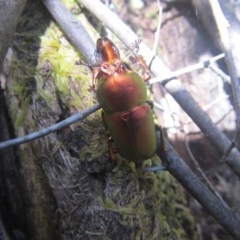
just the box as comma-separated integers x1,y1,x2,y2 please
97,158,197,239
7,53,34,127
6,2,48,128
8,0,96,128
39,23,78,104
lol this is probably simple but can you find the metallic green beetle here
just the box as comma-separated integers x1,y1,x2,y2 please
92,37,157,161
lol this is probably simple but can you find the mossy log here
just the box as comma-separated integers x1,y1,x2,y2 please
0,1,197,239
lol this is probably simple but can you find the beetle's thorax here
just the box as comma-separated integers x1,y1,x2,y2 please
99,59,127,78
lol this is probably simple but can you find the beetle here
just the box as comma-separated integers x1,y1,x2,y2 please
92,37,157,162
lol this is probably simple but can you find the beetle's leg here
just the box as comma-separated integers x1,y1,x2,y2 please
108,137,117,162
102,111,117,161
156,125,168,166
146,100,154,109
92,67,100,90
129,55,151,81
145,126,168,172
128,38,153,81
130,39,151,81
129,38,141,54
101,111,108,130
137,55,151,81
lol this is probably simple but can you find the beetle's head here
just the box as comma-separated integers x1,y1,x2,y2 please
95,37,120,63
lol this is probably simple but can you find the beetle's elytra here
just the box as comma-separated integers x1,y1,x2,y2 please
92,37,157,161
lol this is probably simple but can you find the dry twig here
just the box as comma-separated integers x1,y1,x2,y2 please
208,0,240,162
0,104,100,150
153,137,240,240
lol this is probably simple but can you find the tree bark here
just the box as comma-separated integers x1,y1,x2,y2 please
3,0,239,239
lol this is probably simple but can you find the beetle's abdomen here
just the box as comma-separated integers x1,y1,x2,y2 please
104,103,157,161
97,71,147,113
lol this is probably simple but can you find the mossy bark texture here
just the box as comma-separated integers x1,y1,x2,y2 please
0,1,197,240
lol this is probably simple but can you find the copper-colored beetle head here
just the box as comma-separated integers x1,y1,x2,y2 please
95,37,120,63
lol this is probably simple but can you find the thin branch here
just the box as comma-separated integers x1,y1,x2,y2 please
220,129,240,163
151,137,240,240
209,0,240,129
208,0,240,169
209,65,230,83
184,126,228,208
0,104,100,150
149,53,225,84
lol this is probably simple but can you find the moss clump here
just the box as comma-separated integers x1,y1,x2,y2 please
99,156,197,240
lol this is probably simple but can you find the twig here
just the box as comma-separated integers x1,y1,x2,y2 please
209,65,230,83
184,126,228,208
153,138,240,240
208,0,240,164
220,130,240,163
149,53,225,84
0,104,100,150
208,0,240,125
